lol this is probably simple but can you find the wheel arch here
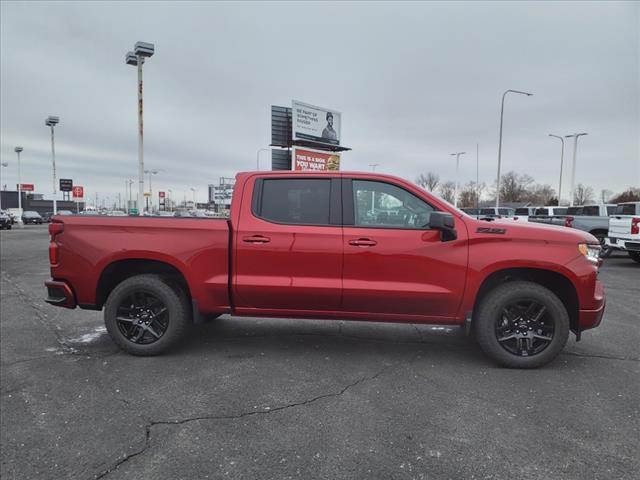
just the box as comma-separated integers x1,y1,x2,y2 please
472,267,579,335
96,259,191,309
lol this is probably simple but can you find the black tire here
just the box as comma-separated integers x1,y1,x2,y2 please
475,281,569,368
628,251,640,264
104,274,190,355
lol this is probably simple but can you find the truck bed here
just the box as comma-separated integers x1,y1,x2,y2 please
50,216,231,313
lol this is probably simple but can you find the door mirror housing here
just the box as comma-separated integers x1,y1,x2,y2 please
428,212,457,241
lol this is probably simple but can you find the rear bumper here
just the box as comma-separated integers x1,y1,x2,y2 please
45,280,77,309
578,280,605,331
606,237,640,251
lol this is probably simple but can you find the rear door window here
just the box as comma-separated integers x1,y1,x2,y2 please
255,179,332,225
615,204,638,215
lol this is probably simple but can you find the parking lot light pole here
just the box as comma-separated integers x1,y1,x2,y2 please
144,169,160,212
565,132,588,206
14,147,24,227
450,152,466,208
126,41,154,215
167,189,173,211
0,162,7,210
548,134,565,205
190,187,197,208
496,89,533,207
45,116,60,214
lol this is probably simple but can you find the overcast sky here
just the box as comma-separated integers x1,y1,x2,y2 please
1,1,638,205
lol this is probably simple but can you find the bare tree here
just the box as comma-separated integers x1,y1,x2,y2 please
527,184,556,205
610,187,640,203
458,181,485,208
573,184,595,205
600,189,613,204
438,181,456,204
416,172,440,192
493,171,534,203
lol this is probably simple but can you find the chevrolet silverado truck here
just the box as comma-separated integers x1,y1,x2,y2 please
606,202,640,263
44,171,606,368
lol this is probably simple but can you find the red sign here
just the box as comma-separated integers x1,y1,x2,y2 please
158,191,165,198
72,186,84,198
293,148,341,172
17,183,34,192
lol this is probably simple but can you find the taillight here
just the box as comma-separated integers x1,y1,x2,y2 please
564,216,574,228
632,217,640,235
49,221,63,265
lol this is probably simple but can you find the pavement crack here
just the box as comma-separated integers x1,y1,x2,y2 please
562,351,639,362
91,363,396,479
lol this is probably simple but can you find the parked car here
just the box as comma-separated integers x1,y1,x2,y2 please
44,171,605,368
42,212,54,223
153,211,175,217
79,210,100,216
560,204,617,256
0,210,12,230
106,210,128,216
22,211,43,224
173,210,192,217
606,202,640,263
528,206,569,225
514,207,539,221
57,210,74,216
461,207,515,219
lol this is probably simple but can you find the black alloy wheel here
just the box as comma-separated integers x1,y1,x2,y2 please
495,299,554,357
116,291,169,345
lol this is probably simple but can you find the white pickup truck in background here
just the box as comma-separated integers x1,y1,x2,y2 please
606,202,640,263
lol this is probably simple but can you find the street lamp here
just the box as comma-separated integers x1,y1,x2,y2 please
256,148,270,170
450,152,466,208
190,187,197,207
167,188,173,211
144,169,160,212
14,147,24,227
45,116,60,214
126,41,155,215
496,89,533,207
548,134,565,205
565,133,588,206
0,162,7,211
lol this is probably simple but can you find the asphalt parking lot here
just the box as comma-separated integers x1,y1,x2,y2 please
1,225,638,480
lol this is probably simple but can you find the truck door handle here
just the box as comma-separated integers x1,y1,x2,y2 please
348,238,377,247
243,235,271,244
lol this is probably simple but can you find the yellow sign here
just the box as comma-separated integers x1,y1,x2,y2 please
144,192,151,197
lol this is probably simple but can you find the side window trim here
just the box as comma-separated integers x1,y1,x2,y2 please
251,176,340,227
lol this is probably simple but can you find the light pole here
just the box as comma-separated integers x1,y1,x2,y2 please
450,152,466,208
45,116,60,214
0,162,7,211
126,41,155,215
496,89,533,207
548,134,565,205
565,133,588,206
144,169,160,212
190,187,197,208
476,143,480,210
256,148,270,170
167,189,173,211
14,147,24,227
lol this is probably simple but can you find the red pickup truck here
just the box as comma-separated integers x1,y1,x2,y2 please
45,171,605,368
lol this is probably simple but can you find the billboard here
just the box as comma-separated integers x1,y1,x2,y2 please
17,183,34,192
292,148,340,172
292,100,341,146
59,178,73,192
158,191,165,198
72,186,84,198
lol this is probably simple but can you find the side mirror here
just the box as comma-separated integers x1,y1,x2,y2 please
428,212,457,241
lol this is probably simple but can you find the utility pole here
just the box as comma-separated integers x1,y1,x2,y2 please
565,133,588,206
450,152,466,208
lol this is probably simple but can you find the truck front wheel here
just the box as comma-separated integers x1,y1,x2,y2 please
104,274,190,356
475,281,569,368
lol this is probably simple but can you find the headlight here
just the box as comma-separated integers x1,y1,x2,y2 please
578,243,600,265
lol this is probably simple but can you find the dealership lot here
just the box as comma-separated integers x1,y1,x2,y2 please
1,225,638,480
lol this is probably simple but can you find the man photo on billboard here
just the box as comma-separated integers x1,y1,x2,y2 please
322,112,338,141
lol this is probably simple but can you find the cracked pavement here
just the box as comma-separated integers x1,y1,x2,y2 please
1,225,639,480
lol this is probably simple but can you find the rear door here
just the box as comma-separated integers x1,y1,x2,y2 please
234,175,343,311
341,178,468,319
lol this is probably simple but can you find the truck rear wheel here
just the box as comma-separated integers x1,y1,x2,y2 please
104,274,190,356
629,251,640,264
475,281,569,368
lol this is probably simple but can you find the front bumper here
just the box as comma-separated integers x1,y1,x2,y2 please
578,279,605,331
45,280,77,309
606,237,640,252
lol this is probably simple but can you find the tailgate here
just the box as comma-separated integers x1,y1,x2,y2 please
609,217,632,236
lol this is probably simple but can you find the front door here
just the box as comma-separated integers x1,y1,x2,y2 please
341,178,467,319
234,176,343,312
